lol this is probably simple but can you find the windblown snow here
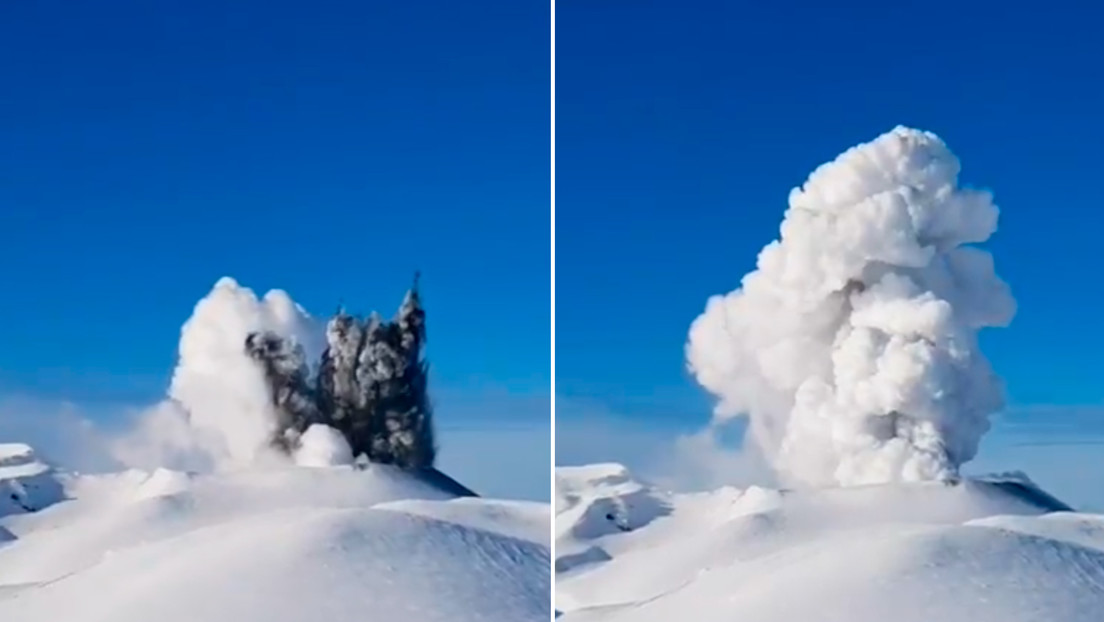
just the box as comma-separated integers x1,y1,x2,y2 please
688,126,1015,487
556,464,1104,622
0,454,550,622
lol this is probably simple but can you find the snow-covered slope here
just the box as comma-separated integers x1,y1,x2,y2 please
0,450,550,622
0,444,65,519
556,464,1104,622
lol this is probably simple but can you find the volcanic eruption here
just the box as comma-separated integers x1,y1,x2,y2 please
687,127,1015,487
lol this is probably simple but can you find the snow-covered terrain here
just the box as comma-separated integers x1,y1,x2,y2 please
0,448,550,622
556,463,1104,622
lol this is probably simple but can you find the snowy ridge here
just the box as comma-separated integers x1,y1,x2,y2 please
556,463,1104,622
0,444,64,518
0,450,550,622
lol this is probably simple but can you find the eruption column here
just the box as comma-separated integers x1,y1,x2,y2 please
687,127,1015,487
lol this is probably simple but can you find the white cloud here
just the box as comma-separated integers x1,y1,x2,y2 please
687,127,1014,487
555,398,771,492
166,277,321,467
0,396,119,473
294,424,354,467
109,401,218,472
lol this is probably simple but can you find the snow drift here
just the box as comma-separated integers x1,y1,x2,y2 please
556,464,1104,622
687,126,1015,487
0,450,550,622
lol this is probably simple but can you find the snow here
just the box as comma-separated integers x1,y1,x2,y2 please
0,444,64,518
556,463,1104,622
293,424,354,467
0,449,550,622
375,497,551,547
0,444,50,479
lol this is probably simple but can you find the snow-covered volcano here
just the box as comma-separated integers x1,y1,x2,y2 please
556,464,1104,622
0,448,550,622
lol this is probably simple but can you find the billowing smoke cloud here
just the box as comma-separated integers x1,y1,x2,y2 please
116,277,324,470
687,127,1015,488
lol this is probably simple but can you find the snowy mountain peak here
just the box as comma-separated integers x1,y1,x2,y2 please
0,443,45,471
0,444,64,517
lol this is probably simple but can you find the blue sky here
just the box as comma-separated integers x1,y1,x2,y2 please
556,3,1104,472
0,1,548,498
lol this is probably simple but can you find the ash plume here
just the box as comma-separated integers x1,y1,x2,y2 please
687,127,1015,487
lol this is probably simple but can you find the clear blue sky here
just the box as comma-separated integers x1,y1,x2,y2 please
0,2,549,417
557,1,1104,429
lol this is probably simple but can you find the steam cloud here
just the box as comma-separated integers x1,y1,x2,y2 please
687,127,1015,487
115,277,323,470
